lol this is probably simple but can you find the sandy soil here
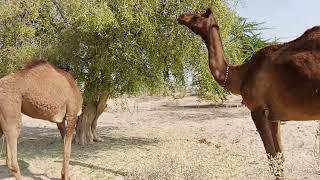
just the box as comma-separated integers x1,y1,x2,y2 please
1,95,320,179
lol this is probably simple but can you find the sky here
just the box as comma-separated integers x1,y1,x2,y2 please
236,0,320,42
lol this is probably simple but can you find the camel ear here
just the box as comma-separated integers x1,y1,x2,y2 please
205,8,212,17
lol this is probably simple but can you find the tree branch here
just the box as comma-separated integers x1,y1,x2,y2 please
51,0,69,26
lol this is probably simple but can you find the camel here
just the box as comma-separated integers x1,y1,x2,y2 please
0,59,83,180
178,8,320,178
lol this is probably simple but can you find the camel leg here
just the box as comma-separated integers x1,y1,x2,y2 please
61,116,77,180
251,107,283,179
271,121,284,178
5,128,22,180
271,121,283,153
57,121,66,139
251,107,276,156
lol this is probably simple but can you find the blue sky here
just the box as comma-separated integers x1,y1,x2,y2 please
236,0,320,42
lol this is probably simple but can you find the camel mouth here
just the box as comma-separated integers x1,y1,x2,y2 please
177,15,187,25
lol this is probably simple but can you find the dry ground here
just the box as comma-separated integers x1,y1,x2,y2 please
1,95,320,179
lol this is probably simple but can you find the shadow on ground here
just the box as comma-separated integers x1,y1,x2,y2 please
15,126,159,158
0,126,159,178
144,105,247,122
53,160,127,176
0,160,60,180
161,103,243,109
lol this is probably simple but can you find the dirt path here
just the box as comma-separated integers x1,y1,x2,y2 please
1,95,320,179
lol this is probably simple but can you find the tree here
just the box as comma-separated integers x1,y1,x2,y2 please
46,0,241,144
0,1,41,76
0,0,271,144
226,16,273,64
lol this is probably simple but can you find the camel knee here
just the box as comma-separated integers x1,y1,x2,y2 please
9,164,22,180
7,160,20,173
251,106,269,120
251,107,271,135
8,163,19,172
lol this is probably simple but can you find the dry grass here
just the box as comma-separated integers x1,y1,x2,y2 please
1,95,320,179
126,149,210,180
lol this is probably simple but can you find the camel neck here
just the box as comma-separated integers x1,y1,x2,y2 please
203,27,244,94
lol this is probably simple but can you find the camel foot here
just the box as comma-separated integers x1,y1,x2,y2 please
61,173,71,180
93,137,104,142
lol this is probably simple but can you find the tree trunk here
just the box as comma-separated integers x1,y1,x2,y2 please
75,94,109,145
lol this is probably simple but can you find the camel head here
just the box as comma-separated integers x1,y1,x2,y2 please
177,8,219,37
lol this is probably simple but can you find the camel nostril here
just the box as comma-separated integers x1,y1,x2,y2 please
177,14,184,20
177,15,186,24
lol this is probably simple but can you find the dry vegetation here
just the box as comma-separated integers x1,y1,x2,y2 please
1,95,320,179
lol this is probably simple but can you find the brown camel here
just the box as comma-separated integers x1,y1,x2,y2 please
178,8,320,178
0,59,83,180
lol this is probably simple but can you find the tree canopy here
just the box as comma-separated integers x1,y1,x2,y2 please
0,0,271,144
0,0,270,100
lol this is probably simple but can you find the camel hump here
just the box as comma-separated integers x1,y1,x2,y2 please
248,27,320,64
293,26,320,42
303,26,320,36
24,59,72,73
23,58,49,70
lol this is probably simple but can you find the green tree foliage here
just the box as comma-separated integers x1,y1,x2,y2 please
0,0,270,144
0,1,38,76
226,17,271,65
